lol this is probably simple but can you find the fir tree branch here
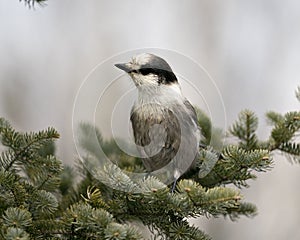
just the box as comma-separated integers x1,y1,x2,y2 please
195,108,212,145
0,86,299,239
0,170,27,211
1,127,59,171
19,0,47,8
229,110,259,150
270,111,300,150
197,146,271,187
2,207,32,228
266,111,284,126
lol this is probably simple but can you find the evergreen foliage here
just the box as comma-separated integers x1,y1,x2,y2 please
19,0,47,8
0,87,299,239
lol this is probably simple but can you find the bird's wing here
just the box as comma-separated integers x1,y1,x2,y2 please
170,101,200,178
183,99,202,144
130,102,199,175
130,106,180,171
183,99,198,126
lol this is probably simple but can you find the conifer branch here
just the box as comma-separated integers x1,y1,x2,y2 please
19,0,47,8
0,121,59,171
0,86,299,239
229,110,259,150
197,146,271,187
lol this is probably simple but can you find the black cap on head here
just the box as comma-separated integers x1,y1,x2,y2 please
115,53,178,85
140,54,178,85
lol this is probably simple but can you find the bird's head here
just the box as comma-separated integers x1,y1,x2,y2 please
115,53,178,88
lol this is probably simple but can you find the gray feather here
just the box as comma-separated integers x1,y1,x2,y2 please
130,100,199,177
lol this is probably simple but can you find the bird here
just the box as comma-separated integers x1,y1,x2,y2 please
115,53,201,192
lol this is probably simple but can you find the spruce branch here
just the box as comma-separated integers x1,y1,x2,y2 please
0,86,299,239
0,122,59,171
19,0,47,8
197,146,271,187
61,202,142,239
278,142,300,158
266,110,300,162
0,169,27,212
176,180,244,217
229,109,259,150
225,202,257,221
195,108,212,145
2,207,32,229
266,111,284,126
29,190,58,217
0,119,64,239
270,111,300,149
196,108,224,149
197,148,219,178
94,163,140,193
80,177,246,239
4,227,30,240
167,221,211,240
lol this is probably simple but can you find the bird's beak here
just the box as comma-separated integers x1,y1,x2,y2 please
115,63,132,73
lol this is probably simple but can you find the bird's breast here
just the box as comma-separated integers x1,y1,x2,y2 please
130,102,180,145
132,102,165,121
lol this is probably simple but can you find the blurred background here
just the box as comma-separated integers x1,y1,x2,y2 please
0,0,299,239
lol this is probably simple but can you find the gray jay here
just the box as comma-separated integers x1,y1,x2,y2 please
115,53,201,191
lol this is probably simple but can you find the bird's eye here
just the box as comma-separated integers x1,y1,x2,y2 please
139,68,153,76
